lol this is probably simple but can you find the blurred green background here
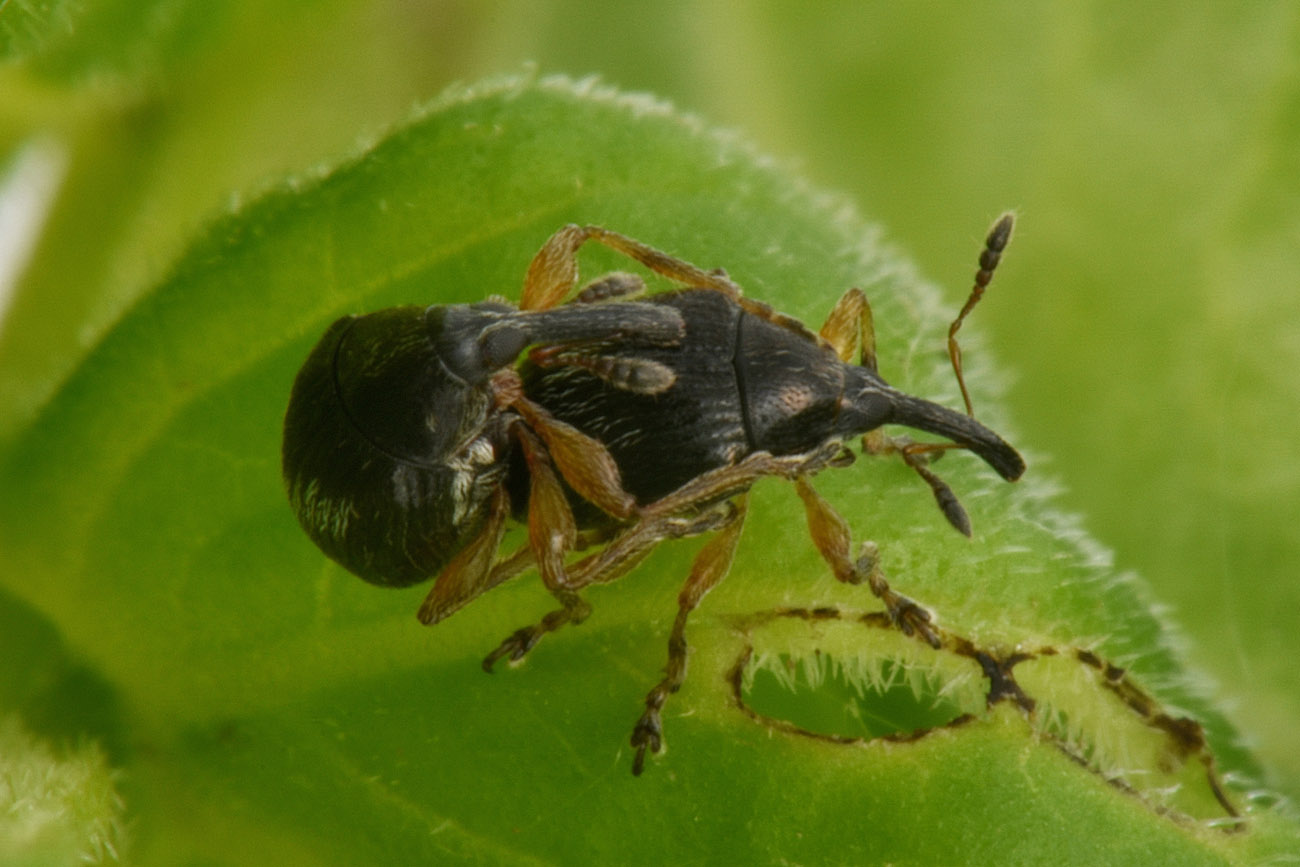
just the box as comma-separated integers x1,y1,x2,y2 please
2,0,1297,818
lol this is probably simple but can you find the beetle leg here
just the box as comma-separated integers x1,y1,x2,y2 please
477,494,705,673
819,287,878,371
794,477,941,648
528,344,676,395
416,414,618,632
480,504,738,695
518,426,579,590
579,226,742,296
561,502,739,592
863,431,972,537
474,526,610,591
520,224,741,311
555,445,846,595
417,485,511,625
518,401,637,519
482,590,592,671
481,427,593,669
522,447,843,602
631,494,749,775
899,446,971,537
630,442,847,519
484,543,536,589
493,369,638,520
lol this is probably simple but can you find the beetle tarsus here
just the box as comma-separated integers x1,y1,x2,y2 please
481,625,540,671
482,590,592,671
884,594,941,649
851,540,941,648
630,709,663,776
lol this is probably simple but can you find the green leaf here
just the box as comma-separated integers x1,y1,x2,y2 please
0,0,437,444
2,73,1297,865
0,715,124,866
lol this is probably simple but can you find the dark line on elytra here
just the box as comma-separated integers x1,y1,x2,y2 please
730,303,757,453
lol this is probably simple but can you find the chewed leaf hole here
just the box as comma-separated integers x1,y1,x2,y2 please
1015,653,1237,823
735,614,986,741
743,655,979,739
729,609,1240,825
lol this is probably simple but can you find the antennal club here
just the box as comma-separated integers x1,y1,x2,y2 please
948,213,1014,417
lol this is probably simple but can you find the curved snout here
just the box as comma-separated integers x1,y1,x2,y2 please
886,391,1026,481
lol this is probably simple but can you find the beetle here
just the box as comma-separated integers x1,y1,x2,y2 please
282,219,1025,774
281,266,685,592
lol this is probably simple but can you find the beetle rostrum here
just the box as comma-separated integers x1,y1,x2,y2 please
522,287,1022,510
281,220,1025,775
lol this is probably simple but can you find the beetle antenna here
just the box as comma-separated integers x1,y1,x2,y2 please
948,213,1014,417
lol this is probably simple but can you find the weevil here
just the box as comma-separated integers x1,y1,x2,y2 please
282,219,1025,774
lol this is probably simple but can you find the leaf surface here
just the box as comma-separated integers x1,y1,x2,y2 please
1,74,1296,866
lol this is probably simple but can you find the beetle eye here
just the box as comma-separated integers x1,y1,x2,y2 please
478,322,529,369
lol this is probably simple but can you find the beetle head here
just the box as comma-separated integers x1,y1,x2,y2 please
839,365,1026,482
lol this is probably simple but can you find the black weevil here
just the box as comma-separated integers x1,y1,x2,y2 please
282,220,1025,773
